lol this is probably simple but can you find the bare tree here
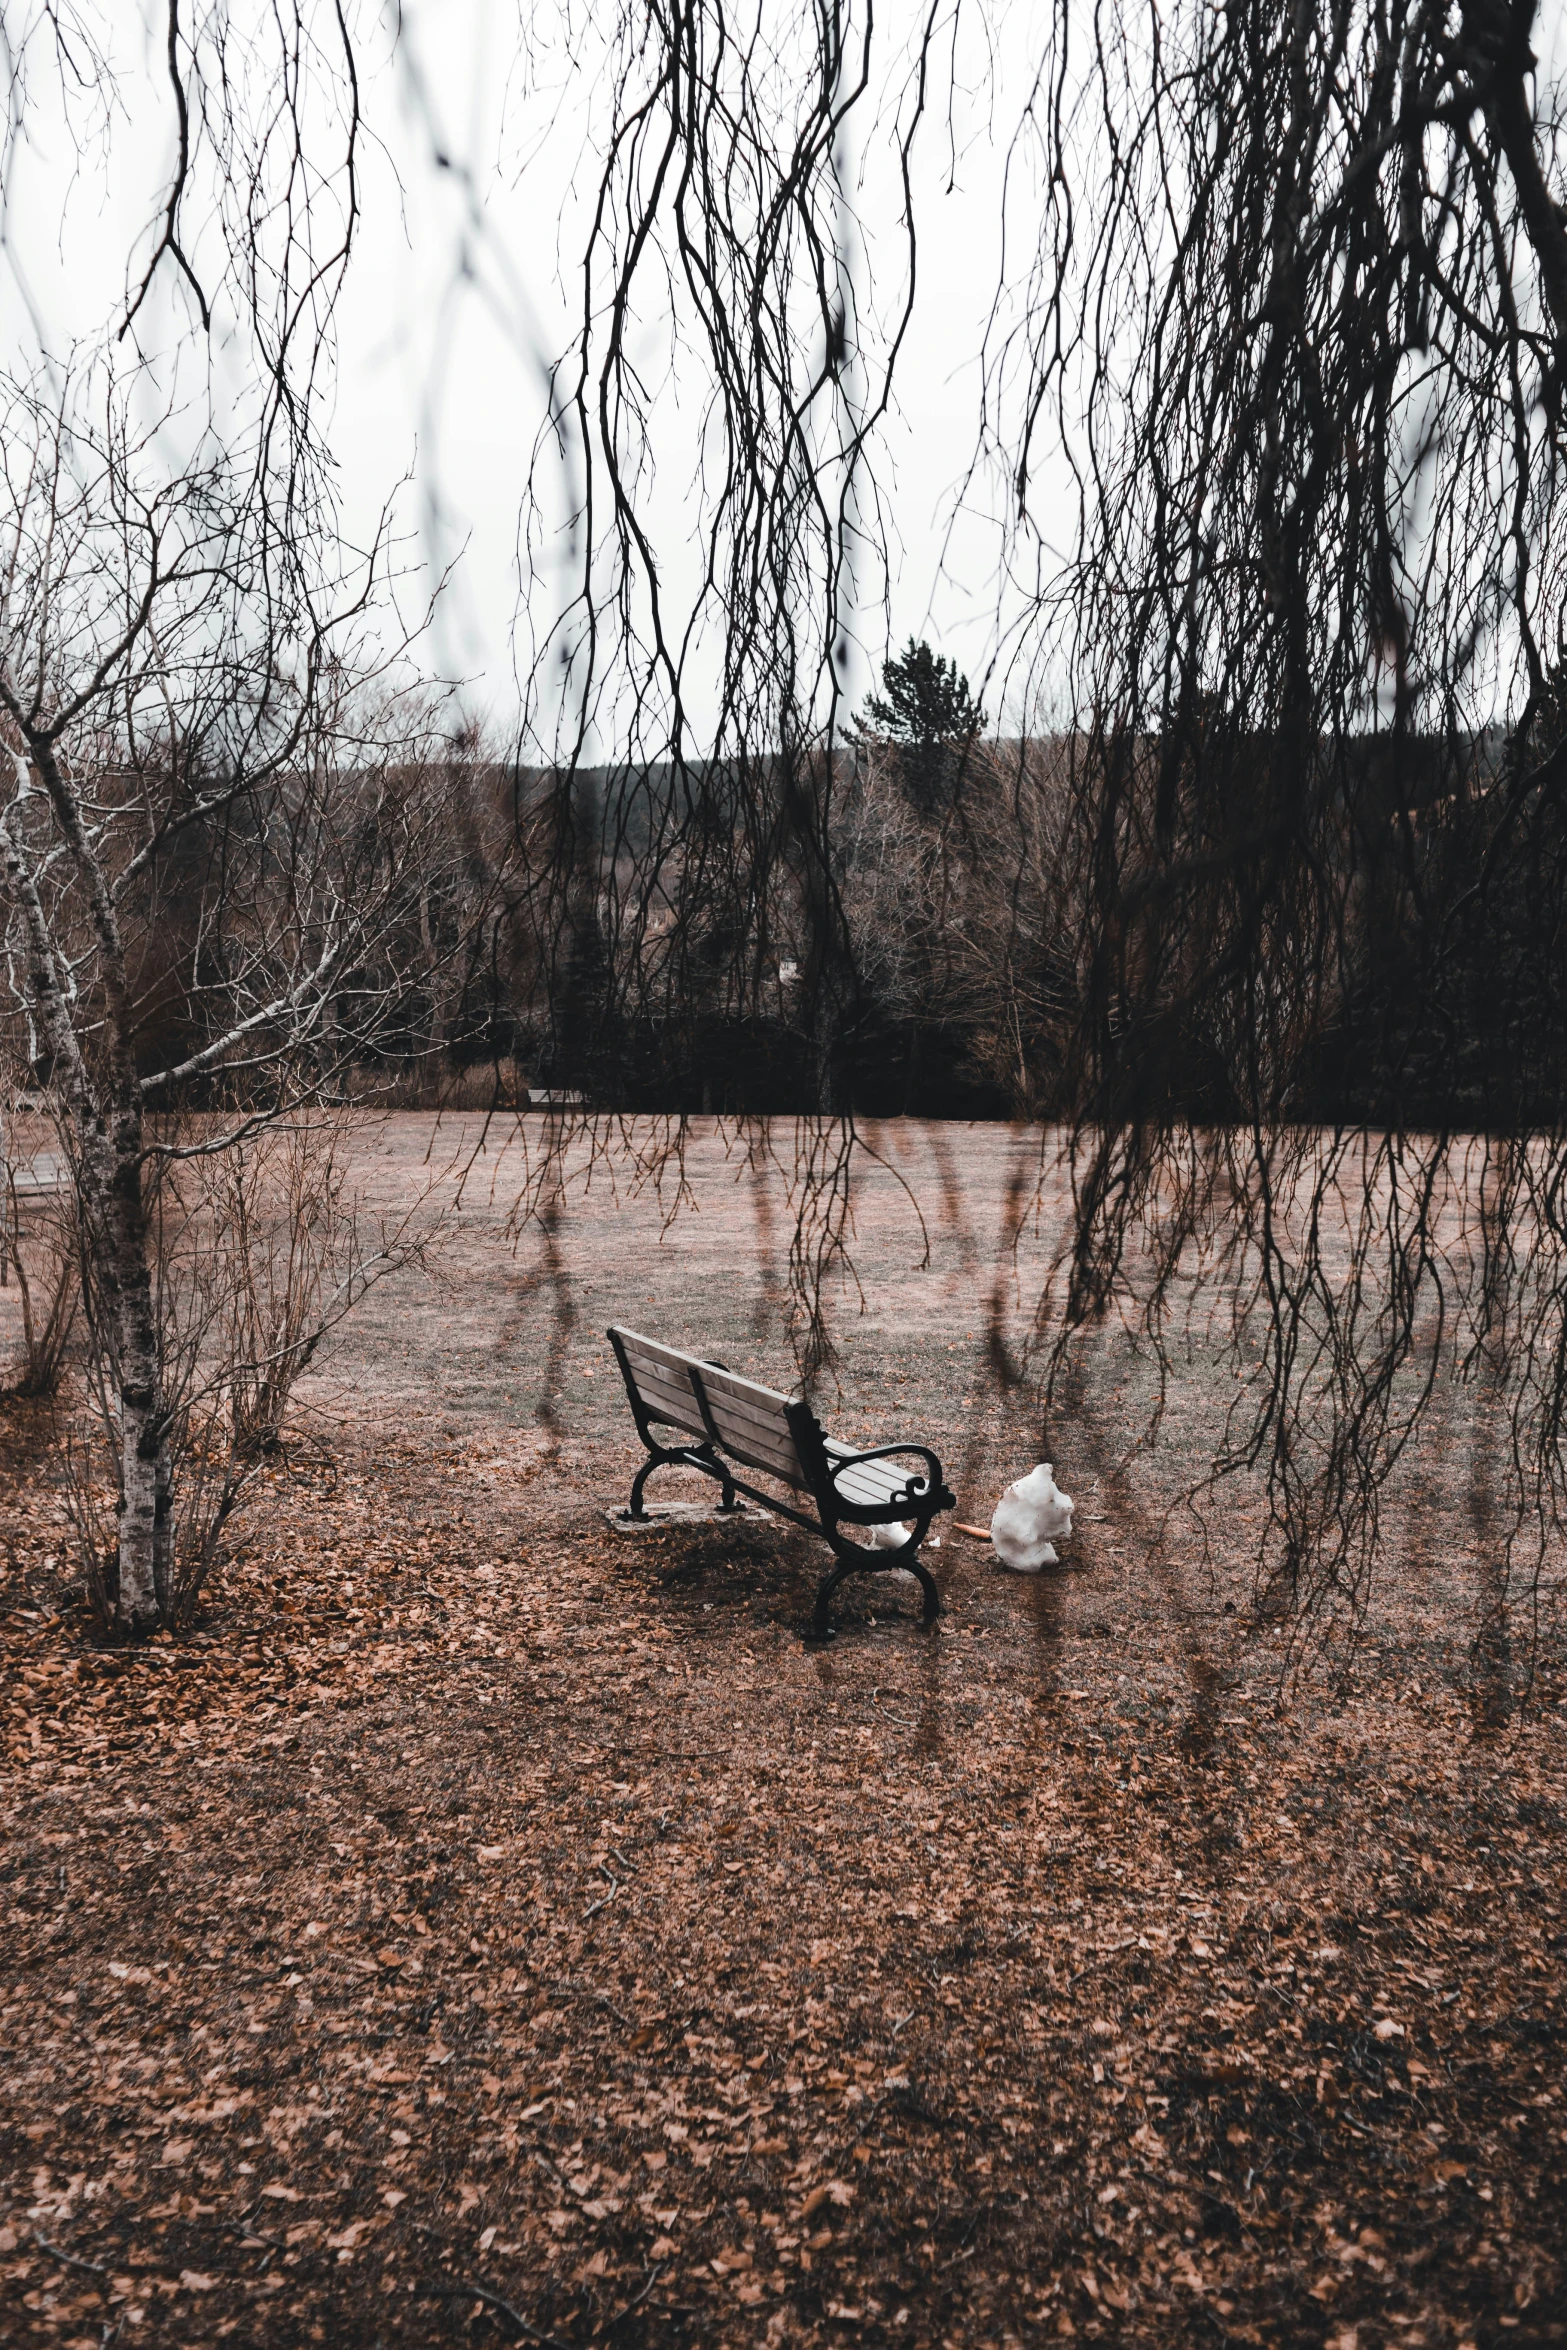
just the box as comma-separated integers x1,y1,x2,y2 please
0,357,452,1634
25,0,1563,1647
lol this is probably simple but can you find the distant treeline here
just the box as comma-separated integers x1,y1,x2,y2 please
84,716,1567,1130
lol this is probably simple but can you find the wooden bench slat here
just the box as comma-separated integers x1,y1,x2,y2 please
617,1332,789,1416
620,1367,805,1471
617,1355,707,1410
693,1359,795,1410
617,1363,809,1485
825,1444,909,1475
833,1467,914,1507
825,1446,931,1506
619,1360,708,1424
617,1334,810,1472
712,1434,813,1487
699,1387,801,1450
835,1478,910,1509
639,1404,711,1442
697,1397,810,1482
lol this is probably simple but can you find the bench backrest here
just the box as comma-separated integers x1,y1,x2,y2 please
607,1326,815,1489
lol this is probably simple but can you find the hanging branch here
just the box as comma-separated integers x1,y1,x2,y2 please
973,0,1567,1642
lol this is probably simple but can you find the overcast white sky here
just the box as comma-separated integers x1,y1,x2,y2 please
0,0,1055,741
328,0,1048,733
25,2,1562,745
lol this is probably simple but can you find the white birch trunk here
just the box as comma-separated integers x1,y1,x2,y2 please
106,1182,166,1635
4,747,168,1634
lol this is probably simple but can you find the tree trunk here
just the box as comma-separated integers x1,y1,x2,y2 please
108,1163,164,1635
6,740,169,1636
77,1109,166,1636
117,1374,163,1633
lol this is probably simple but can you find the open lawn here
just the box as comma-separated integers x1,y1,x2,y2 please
2,1119,1564,2348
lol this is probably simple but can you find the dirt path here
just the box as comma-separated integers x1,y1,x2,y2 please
3,1120,1564,2347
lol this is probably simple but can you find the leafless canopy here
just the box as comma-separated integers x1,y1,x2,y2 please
973,0,1567,1634
497,0,956,1120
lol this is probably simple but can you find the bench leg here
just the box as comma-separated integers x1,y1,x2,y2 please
627,1455,660,1520
811,1527,942,1639
811,1555,856,1641
628,1446,739,1522
910,1549,941,1621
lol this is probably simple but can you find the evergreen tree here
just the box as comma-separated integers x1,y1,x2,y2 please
854,639,986,816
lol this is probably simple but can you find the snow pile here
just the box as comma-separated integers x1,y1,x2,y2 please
989,1463,1074,1572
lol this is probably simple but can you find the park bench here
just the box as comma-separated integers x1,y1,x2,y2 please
607,1325,955,1638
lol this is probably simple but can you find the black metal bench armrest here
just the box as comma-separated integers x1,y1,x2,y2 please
828,1441,949,1494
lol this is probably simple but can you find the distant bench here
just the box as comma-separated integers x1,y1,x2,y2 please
607,1325,955,1638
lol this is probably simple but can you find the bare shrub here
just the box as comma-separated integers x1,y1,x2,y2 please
4,1182,77,1401
67,1111,429,1632
0,1049,76,1399
0,1123,77,1401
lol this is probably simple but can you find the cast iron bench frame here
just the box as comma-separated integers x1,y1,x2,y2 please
607,1325,954,1637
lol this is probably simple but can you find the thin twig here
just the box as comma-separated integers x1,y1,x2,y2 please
33,2231,107,2278
419,2277,570,2347
607,2262,663,2332
584,1863,618,1920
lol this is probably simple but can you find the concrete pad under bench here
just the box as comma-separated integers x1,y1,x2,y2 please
603,1500,773,1533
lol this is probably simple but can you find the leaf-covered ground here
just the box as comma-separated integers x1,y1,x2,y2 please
2,1120,1565,2348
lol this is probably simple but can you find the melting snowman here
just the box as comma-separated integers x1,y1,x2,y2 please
989,1463,1074,1571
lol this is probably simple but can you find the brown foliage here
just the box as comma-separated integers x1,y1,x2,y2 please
2,1120,1564,2346
2,1453,1564,2347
